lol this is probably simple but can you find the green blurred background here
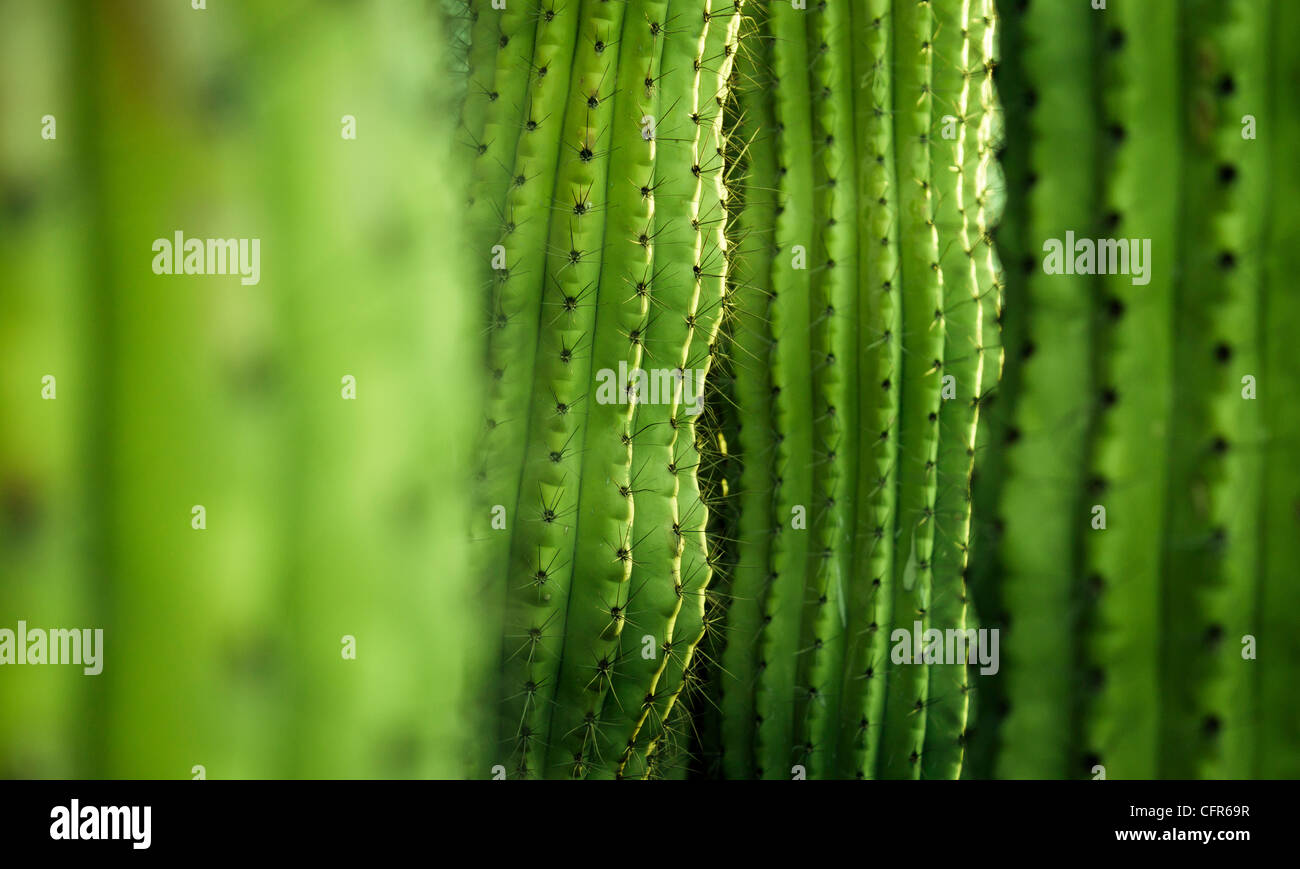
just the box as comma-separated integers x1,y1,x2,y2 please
0,0,488,778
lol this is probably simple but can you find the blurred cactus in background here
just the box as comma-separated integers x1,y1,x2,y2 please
1,0,488,778
966,0,1300,781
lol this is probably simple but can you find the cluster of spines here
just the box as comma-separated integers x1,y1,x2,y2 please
459,1,501,168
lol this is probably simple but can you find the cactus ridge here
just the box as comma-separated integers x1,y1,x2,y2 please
717,5,777,781
1259,0,1300,780
752,0,817,781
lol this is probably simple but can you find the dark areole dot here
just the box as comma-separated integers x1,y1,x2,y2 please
1087,573,1104,596
1210,526,1228,551
2,476,41,543
3,184,37,223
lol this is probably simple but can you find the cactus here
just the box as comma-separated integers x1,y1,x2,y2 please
6,0,1300,784
0,0,93,778
715,0,1002,780
463,0,742,779
966,0,1299,781
972,0,1099,781
1258,0,1300,780
712,0,1298,783
0,0,485,778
